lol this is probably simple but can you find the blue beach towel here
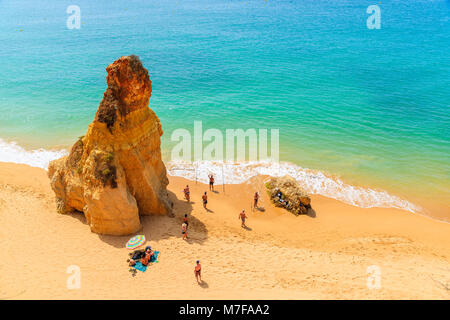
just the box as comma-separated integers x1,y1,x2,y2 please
150,251,160,263
133,261,147,272
132,251,160,272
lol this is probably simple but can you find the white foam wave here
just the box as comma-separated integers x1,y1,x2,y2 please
167,160,421,213
0,139,68,170
0,139,420,213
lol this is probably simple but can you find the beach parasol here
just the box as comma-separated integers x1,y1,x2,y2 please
126,235,146,249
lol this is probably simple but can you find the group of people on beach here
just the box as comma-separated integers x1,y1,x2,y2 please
181,174,261,235
127,244,202,284
128,173,261,284
178,173,263,283
128,246,155,267
276,190,289,207
237,191,259,228
275,188,305,211
182,179,211,209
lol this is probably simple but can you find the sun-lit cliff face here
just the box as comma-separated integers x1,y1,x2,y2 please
48,55,172,235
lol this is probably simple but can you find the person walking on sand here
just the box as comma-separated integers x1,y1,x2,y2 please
194,260,202,283
202,192,208,210
208,174,215,191
253,192,259,209
183,185,190,202
239,209,248,227
182,222,188,240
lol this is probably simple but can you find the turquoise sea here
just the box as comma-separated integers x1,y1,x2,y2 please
0,0,449,219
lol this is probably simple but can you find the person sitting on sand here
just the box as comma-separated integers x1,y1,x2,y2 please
208,174,215,191
279,198,288,207
145,246,154,259
194,260,202,283
202,192,208,209
276,190,283,200
239,209,248,227
128,246,154,266
276,190,289,207
253,192,259,209
182,222,188,240
140,250,152,266
183,185,190,202
128,249,143,266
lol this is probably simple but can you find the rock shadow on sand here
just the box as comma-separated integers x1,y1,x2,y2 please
65,210,87,224
98,190,208,247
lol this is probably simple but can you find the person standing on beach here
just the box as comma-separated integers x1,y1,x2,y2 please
253,192,259,209
208,174,215,191
183,214,189,229
194,260,202,283
183,185,190,202
239,209,248,227
182,222,188,240
202,192,208,210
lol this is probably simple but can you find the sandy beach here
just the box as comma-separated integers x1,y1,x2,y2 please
0,161,449,300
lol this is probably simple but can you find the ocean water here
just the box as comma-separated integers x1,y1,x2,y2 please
0,0,449,219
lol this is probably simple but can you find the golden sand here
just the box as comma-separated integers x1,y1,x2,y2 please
0,162,449,299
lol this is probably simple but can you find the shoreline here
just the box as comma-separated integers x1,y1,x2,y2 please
0,161,449,299
0,136,448,222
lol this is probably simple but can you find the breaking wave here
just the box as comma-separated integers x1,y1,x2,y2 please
0,139,68,170
166,160,421,213
0,139,420,213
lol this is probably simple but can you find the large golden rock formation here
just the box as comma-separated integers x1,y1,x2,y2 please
48,55,172,235
266,176,311,215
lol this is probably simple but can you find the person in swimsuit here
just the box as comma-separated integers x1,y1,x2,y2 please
145,246,154,259
183,185,190,202
183,214,189,228
253,192,259,209
208,174,215,191
276,190,289,207
129,246,153,266
128,249,143,266
194,260,202,283
140,251,151,266
202,192,208,209
182,222,188,240
239,209,248,227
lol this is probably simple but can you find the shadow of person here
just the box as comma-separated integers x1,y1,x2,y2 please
307,208,316,218
98,190,209,247
256,207,265,212
242,225,252,231
212,190,219,194
205,208,214,213
198,280,209,288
